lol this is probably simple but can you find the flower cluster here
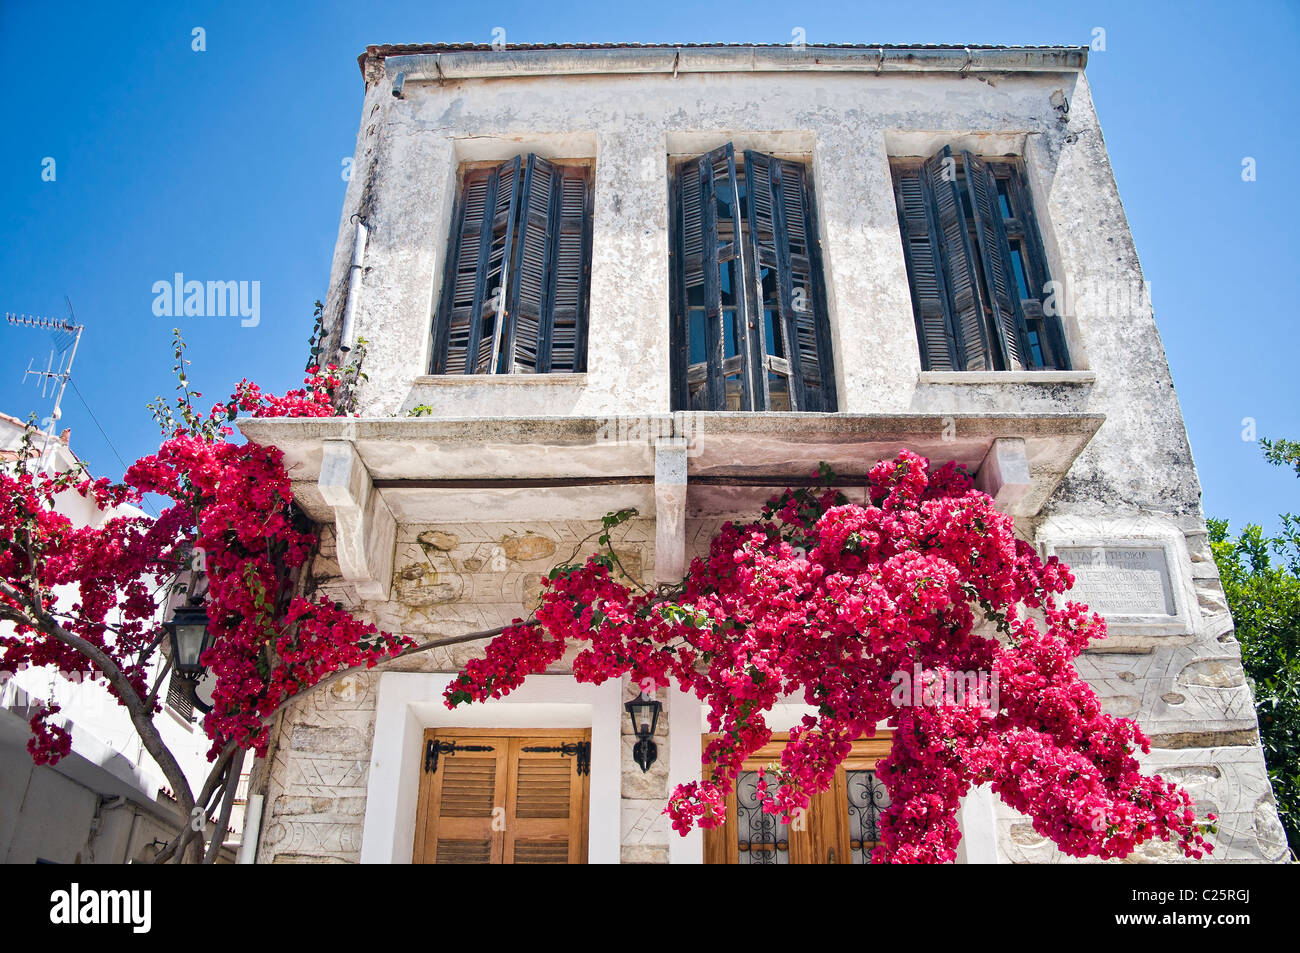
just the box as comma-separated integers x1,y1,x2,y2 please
1,361,413,763
445,450,1216,862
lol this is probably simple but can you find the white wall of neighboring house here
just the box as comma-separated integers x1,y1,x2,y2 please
0,411,231,863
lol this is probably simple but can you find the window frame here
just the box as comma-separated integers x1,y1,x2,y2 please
669,145,837,412
430,155,595,377
891,150,1071,373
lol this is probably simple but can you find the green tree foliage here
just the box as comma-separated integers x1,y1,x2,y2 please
1209,440,1300,855
1261,437,1300,479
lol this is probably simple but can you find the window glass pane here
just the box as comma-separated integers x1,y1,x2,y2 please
724,374,744,410
689,310,706,364
996,177,1013,218
1008,241,1031,299
957,171,974,220
723,310,738,358
1027,328,1045,368
720,258,737,308
767,372,790,411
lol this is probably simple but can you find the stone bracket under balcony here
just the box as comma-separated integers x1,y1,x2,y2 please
239,412,1104,591
317,438,396,601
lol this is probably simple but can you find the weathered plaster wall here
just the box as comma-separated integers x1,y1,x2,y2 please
329,66,1202,516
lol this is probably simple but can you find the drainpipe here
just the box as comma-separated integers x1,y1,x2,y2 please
339,216,368,353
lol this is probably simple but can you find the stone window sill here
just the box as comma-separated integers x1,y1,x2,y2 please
413,373,588,387
918,370,1096,386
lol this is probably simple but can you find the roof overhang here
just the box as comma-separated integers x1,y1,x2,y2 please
365,44,1088,87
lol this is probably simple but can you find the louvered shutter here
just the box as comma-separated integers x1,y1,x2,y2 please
414,731,589,864
924,146,992,371
504,155,554,374
675,143,751,411
431,156,522,374
548,165,593,372
503,157,591,373
165,669,194,722
962,151,1034,371
743,150,836,411
1004,165,1071,370
507,736,589,864
893,163,960,371
415,735,507,864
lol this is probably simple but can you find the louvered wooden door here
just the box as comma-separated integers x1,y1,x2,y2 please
702,733,892,864
413,728,590,864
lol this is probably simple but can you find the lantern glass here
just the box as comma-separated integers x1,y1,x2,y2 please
168,606,212,677
626,694,660,738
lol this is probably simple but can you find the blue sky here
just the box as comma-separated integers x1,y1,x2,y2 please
1,0,1297,535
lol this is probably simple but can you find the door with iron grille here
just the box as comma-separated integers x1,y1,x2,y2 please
703,733,892,864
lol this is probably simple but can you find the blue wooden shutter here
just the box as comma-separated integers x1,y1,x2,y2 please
924,146,992,371
545,164,592,372
893,162,960,371
743,150,836,411
432,156,522,374
962,151,1034,371
504,155,554,373
503,157,592,373
1002,164,1071,370
676,143,750,411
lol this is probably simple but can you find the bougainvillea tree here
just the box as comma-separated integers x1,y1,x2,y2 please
446,453,1216,863
0,332,413,862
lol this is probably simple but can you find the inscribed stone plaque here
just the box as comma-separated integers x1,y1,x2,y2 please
1054,546,1175,617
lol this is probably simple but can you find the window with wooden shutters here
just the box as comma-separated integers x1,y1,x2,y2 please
892,147,1070,372
413,728,590,864
165,669,194,723
432,156,593,375
670,144,836,412
702,732,892,864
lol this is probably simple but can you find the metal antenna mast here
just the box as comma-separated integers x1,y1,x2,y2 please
6,299,85,472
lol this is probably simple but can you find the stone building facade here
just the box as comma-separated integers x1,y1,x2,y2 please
240,42,1288,863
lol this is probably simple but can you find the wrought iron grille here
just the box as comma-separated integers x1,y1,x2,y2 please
735,771,790,865
846,769,891,864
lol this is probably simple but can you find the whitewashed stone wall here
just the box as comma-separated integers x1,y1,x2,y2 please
258,518,657,863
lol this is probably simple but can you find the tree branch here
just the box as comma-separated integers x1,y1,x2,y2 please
203,748,245,864
151,739,238,864
0,576,197,819
258,623,520,726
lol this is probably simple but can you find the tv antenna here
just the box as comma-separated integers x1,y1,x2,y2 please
6,298,84,472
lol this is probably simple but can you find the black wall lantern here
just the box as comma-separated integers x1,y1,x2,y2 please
625,692,662,772
164,600,214,681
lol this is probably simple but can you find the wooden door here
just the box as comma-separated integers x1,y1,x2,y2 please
703,732,892,864
413,728,590,864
